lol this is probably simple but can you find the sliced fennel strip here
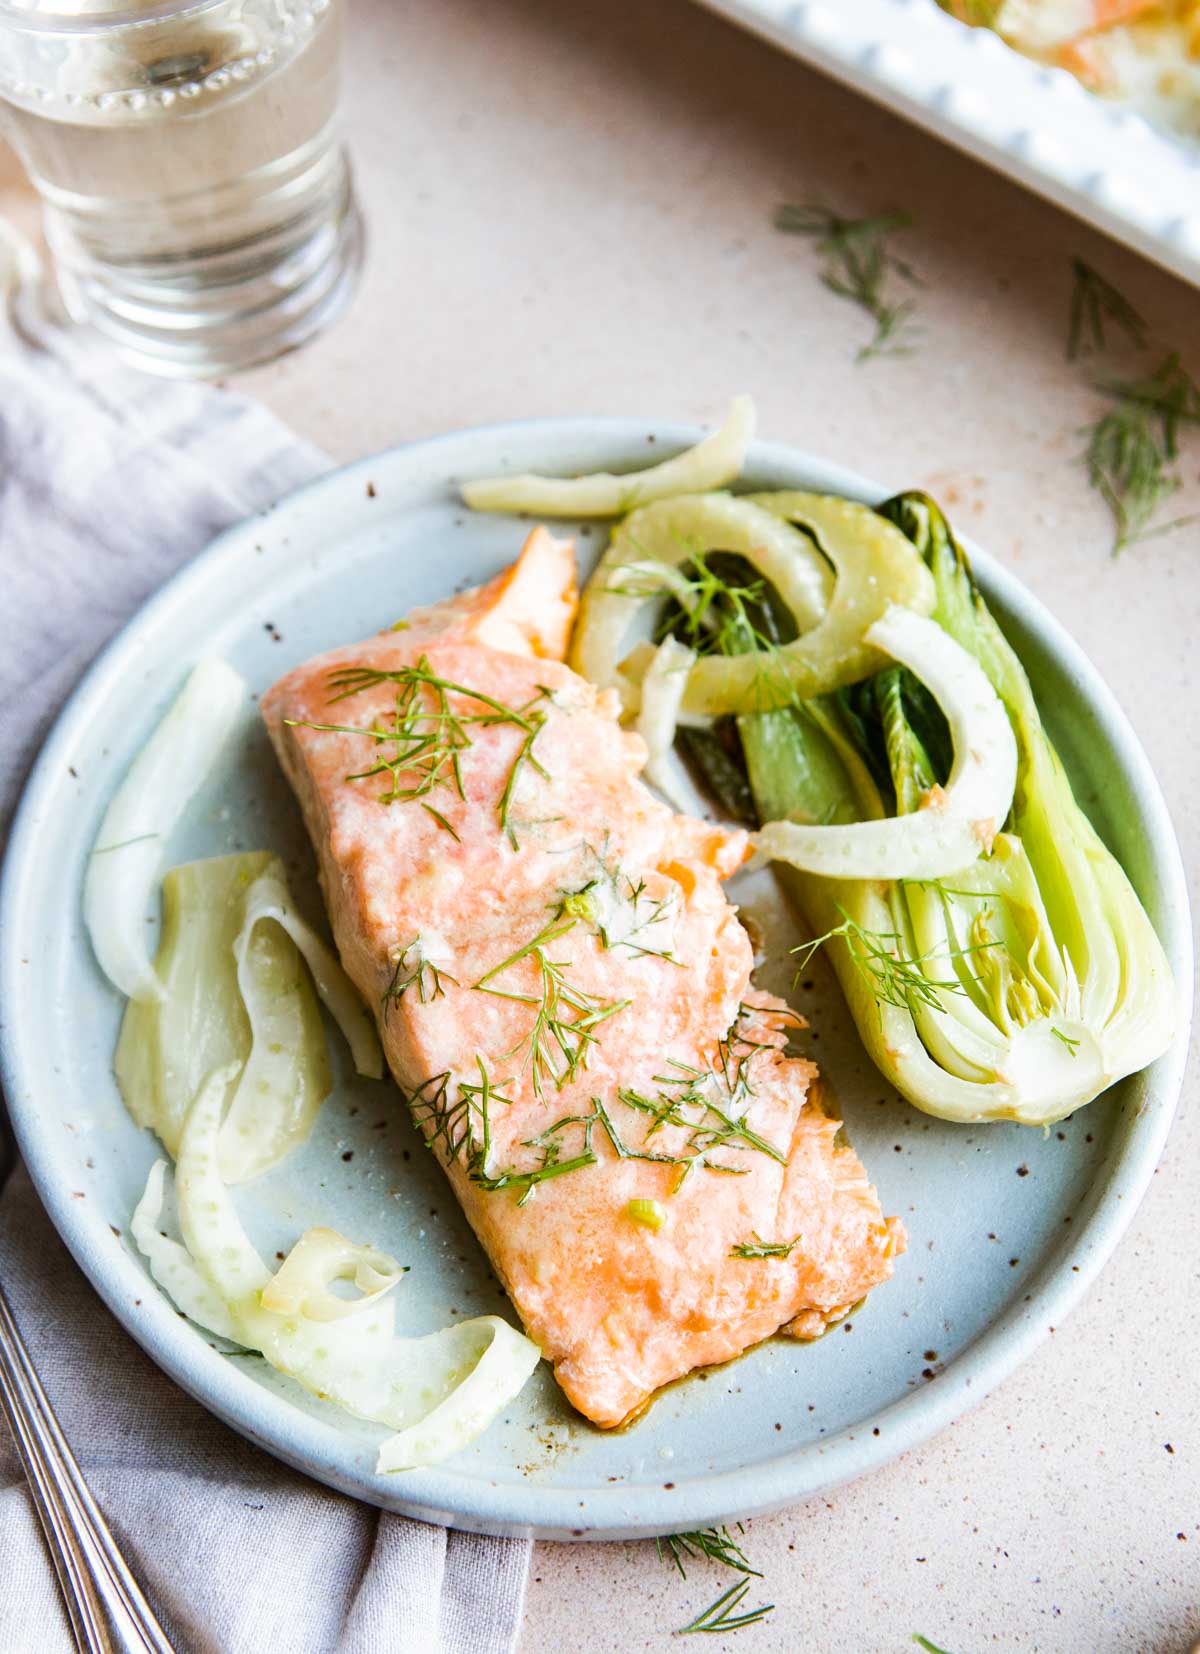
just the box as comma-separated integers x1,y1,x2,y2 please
755,606,1018,881
635,636,702,813
235,866,383,1080
461,395,756,517
115,852,378,1186
260,1227,407,1322
84,658,247,1002
571,490,935,717
135,1064,542,1472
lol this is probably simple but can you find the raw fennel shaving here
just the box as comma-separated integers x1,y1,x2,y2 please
753,605,1018,881
84,658,247,1002
133,1065,541,1471
461,396,756,517
572,490,935,717
115,852,381,1184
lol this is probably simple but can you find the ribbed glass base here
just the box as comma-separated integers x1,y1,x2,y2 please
46,143,363,379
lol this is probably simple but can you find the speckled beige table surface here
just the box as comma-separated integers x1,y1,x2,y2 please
9,0,1199,1649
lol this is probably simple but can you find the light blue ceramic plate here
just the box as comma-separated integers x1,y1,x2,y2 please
0,420,1191,1540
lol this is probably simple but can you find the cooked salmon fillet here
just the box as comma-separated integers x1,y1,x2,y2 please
262,528,904,1428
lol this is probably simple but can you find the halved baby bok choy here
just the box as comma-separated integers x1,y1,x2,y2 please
743,496,1177,1123
133,1065,541,1472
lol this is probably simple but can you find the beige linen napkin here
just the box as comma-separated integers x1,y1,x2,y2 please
0,238,531,1654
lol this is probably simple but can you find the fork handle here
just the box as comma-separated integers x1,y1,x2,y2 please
0,1283,175,1654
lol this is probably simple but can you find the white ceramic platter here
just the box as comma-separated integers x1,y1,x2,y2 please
0,418,1190,1539
694,0,1200,288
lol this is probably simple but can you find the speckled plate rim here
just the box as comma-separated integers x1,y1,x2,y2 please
0,417,1192,1540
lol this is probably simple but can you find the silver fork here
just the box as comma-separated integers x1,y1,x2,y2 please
0,1093,173,1654
0,1280,175,1653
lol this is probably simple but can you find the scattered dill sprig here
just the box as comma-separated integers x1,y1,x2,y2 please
1066,258,1147,361
730,1233,802,1259
382,937,458,1014
605,549,793,709
1101,351,1200,456
474,915,631,1099
774,203,921,362
406,1070,470,1165
1050,1027,1081,1057
657,1526,760,1579
1083,399,1176,555
793,906,992,1018
1081,352,1200,554
912,1635,959,1654
675,1578,774,1636
1064,262,1200,554
285,657,549,847
714,1002,778,1108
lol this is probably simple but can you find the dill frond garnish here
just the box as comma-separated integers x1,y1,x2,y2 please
1083,399,1176,556
382,938,458,1014
1081,358,1200,554
649,551,777,660
285,657,550,847
604,549,794,712
409,1053,784,1202
912,1636,958,1654
657,1525,760,1579
1101,352,1200,455
793,906,992,1018
474,915,631,1099
1066,258,1147,361
730,1234,801,1259
675,1578,774,1635
714,1002,779,1107
408,1060,598,1205
604,874,678,961
1050,1027,1081,1056
1077,350,1200,554
774,203,921,362
1060,257,1200,552
406,1070,470,1164
616,1078,785,1181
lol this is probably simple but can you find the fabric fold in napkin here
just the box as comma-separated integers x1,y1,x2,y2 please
0,231,532,1654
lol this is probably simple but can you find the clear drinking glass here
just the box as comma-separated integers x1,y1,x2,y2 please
0,0,362,377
